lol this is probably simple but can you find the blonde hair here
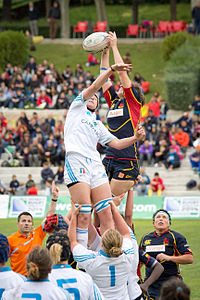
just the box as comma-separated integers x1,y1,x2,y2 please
26,246,52,280
101,229,123,257
49,243,62,265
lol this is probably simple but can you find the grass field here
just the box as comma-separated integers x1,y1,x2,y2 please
0,218,199,300
32,42,165,102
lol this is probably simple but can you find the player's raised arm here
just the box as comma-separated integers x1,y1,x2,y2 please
107,31,132,88
100,48,113,93
46,181,58,217
83,63,132,101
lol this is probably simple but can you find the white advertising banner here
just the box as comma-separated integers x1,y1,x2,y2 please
0,195,9,218
164,196,200,218
9,196,47,218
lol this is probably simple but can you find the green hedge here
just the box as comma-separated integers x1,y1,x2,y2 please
164,38,200,110
0,30,29,69
162,31,192,61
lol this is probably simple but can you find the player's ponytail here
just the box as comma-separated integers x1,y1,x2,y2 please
160,278,190,300
27,262,40,280
49,243,62,265
26,246,52,281
102,229,123,258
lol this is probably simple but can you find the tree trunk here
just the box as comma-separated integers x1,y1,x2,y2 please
60,0,70,38
45,0,51,18
132,0,139,25
170,0,177,21
94,0,108,28
2,0,12,21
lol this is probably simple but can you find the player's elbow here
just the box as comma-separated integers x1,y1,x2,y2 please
186,254,193,264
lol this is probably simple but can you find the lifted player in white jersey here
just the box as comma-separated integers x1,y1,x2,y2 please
0,233,25,298
64,62,145,248
2,245,71,300
68,203,135,300
47,230,104,300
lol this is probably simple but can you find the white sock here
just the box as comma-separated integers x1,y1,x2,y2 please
76,227,88,248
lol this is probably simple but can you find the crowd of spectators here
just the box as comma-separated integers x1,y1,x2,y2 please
0,57,97,109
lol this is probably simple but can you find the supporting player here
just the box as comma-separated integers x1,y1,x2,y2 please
64,62,145,247
101,32,145,198
0,234,25,298
68,204,134,300
47,231,104,299
139,209,193,299
2,246,71,299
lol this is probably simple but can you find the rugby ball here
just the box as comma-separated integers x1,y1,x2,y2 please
83,32,109,54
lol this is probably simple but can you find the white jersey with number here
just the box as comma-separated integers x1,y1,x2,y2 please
49,264,104,300
0,267,25,298
64,92,115,162
127,229,142,299
73,238,134,300
2,279,72,300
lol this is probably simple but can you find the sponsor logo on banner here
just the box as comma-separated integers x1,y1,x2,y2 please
107,108,123,118
0,195,9,218
164,196,200,218
9,196,47,218
146,245,165,252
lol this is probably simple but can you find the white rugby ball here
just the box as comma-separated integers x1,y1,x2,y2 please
83,32,109,54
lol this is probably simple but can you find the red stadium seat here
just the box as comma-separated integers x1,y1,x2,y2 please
154,21,171,37
93,21,107,32
126,25,139,38
73,21,88,38
171,21,186,33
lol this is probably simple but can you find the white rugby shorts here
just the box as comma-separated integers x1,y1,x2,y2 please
64,152,109,189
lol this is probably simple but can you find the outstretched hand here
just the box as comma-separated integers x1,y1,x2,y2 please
71,202,82,216
52,181,59,200
111,63,132,72
134,125,146,141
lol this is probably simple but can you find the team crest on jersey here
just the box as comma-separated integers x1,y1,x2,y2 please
118,103,124,108
80,168,85,174
102,173,107,178
163,238,169,246
118,172,125,178
144,239,151,245
125,175,132,178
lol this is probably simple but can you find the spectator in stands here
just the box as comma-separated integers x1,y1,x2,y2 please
189,145,200,174
192,1,200,35
159,98,169,124
139,139,153,166
157,125,170,144
28,1,39,37
135,167,150,196
173,111,193,129
174,126,190,155
0,180,7,194
147,124,158,147
39,117,52,138
144,110,158,133
160,277,190,300
54,165,64,184
8,89,26,109
25,174,35,191
44,140,57,164
0,88,7,107
36,89,52,108
134,72,145,85
54,91,70,109
9,175,20,195
24,56,37,73
27,182,38,195
154,138,169,167
192,122,200,142
170,139,183,160
149,172,165,196
41,162,54,188
45,177,53,196
62,65,73,82
148,92,160,119
47,0,61,39
189,94,200,116
164,146,181,170
29,137,44,166
86,53,100,66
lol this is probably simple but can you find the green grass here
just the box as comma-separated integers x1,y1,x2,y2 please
0,3,191,27
32,42,165,102
0,218,199,300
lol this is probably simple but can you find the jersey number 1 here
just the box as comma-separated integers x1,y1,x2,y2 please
109,266,116,287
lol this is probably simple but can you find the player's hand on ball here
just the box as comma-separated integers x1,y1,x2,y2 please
107,31,117,47
135,125,146,141
52,180,59,200
111,63,132,72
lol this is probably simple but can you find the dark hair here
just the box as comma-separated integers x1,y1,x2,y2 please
160,277,190,300
26,246,52,280
46,231,71,265
0,233,9,263
18,212,33,222
133,81,145,106
153,209,171,225
154,172,159,176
